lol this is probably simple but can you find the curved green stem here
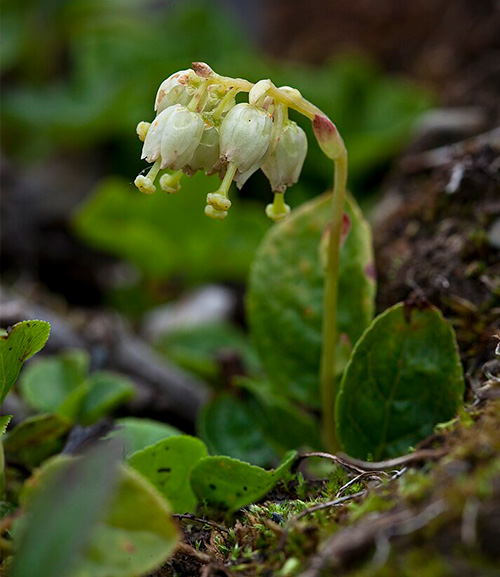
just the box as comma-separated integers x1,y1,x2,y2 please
320,152,348,452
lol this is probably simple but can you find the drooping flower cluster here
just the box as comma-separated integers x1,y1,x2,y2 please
134,63,309,221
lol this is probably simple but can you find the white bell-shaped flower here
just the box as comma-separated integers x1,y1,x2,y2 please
155,69,194,113
262,121,307,192
185,125,220,175
141,104,204,170
219,103,272,187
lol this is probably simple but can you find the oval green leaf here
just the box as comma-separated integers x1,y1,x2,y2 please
190,450,296,512
19,350,89,416
128,435,208,513
0,320,51,405
79,371,135,425
199,392,279,467
110,417,182,457
247,193,375,407
336,302,465,459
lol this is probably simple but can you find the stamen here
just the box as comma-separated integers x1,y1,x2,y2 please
159,170,183,194
212,87,239,121
187,82,208,112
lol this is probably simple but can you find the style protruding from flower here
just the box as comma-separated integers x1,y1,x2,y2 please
134,62,340,221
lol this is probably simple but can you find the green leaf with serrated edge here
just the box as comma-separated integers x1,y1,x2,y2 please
11,443,121,577
336,303,465,460
238,378,322,452
109,417,182,457
19,349,89,416
199,393,279,466
0,416,12,495
0,320,51,405
79,371,135,425
191,450,296,512
247,193,375,408
3,413,71,468
0,415,12,435
128,435,208,513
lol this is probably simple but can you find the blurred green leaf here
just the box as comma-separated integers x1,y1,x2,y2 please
11,443,121,577
19,349,89,414
238,378,322,452
79,371,135,425
109,417,182,457
248,192,375,408
199,393,279,467
0,320,51,406
157,322,261,383
3,413,71,468
191,450,296,512
74,175,270,282
19,351,134,425
336,303,465,459
128,435,208,513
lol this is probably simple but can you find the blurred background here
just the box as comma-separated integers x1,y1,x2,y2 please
1,0,499,458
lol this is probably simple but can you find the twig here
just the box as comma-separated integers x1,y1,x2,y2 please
296,449,446,474
400,126,500,173
175,542,213,564
173,513,229,534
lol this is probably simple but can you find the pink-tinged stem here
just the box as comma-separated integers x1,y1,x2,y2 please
313,114,348,452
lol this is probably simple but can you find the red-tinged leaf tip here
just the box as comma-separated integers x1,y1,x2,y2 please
312,115,345,160
312,114,338,141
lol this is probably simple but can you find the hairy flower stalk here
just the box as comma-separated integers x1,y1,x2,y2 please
134,63,348,451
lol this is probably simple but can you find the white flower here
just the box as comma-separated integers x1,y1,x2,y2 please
185,125,220,174
219,103,272,188
141,104,204,170
155,69,194,113
262,121,307,192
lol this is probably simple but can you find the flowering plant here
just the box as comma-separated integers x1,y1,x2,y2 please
135,62,348,450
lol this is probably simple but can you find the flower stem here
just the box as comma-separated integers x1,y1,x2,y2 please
320,151,348,452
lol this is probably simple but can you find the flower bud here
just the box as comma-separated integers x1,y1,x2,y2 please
262,121,307,192
141,104,204,170
185,125,220,174
219,103,272,184
312,114,345,160
155,69,194,113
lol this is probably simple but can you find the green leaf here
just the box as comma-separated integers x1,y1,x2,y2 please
0,415,12,495
190,450,297,512
128,435,208,513
109,417,182,457
13,451,178,577
0,415,12,435
157,322,261,383
248,193,375,407
199,393,279,466
238,378,322,452
73,175,270,283
3,413,71,468
0,320,51,405
11,443,122,577
79,371,135,425
19,349,89,416
336,302,465,460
